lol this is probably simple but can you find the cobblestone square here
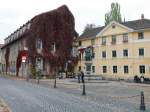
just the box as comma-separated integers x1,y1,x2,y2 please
0,76,150,112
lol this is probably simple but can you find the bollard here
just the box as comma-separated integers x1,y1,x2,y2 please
37,77,40,84
54,78,56,88
82,82,86,95
26,75,29,82
140,91,146,111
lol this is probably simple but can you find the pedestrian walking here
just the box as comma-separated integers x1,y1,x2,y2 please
80,70,84,83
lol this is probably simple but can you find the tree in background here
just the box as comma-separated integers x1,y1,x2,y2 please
105,2,122,25
83,24,96,32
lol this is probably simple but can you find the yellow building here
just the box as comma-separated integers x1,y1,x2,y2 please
76,15,150,80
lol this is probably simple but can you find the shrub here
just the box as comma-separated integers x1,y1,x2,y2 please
30,65,36,79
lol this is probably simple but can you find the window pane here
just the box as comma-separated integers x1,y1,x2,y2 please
102,51,106,58
138,32,144,39
113,66,117,73
103,66,107,73
112,50,117,57
123,33,128,42
102,37,106,45
86,64,91,71
139,65,145,74
123,49,128,57
139,48,144,56
79,41,82,46
92,66,95,73
124,65,128,73
36,39,42,49
112,35,116,44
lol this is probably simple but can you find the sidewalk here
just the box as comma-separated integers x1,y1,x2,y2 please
1,74,150,88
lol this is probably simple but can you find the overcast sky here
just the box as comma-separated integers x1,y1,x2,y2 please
0,0,149,43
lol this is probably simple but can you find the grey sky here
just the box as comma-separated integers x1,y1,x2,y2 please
0,0,149,43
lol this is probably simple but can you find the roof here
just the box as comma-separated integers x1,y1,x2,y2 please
121,19,150,30
79,19,150,39
79,26,104,39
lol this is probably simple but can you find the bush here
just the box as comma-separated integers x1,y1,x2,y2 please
30,65,36,79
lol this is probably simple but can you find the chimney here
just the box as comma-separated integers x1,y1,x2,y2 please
141,14,144,19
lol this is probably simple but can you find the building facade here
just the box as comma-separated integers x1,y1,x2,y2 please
1,22,30,76
76,16,150,80
1,5,77,78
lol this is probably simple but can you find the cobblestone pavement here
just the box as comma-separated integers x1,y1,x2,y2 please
56,81,150,112
0,76,150,112
0,98,10,112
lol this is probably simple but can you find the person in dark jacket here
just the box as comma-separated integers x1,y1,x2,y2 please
80,70,85,83
77,72,81,83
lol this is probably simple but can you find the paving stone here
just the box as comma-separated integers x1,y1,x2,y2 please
0,76,150,112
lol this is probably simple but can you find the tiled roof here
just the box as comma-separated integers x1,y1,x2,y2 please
79,19,150,39
79,26,104,39
121,19,150,30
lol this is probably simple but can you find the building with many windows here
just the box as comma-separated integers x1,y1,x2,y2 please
1,5,77,78
76,15,150,80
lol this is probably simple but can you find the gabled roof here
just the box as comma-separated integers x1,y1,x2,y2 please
97,21,133,37
79,19,150,40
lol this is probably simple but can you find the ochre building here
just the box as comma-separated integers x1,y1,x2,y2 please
76,15,150,80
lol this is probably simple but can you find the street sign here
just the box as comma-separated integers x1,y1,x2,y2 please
22,56,27,62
